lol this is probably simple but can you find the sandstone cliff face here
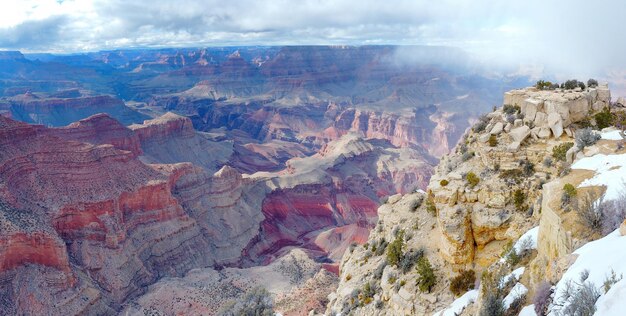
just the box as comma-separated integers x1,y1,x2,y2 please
328,85,614,316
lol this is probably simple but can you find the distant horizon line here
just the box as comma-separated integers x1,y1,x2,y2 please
0,44,463,55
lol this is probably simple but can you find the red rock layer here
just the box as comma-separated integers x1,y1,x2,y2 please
0,115,212,312
0,232,71,274
50,113,143,156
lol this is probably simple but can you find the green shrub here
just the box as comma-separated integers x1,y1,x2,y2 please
535,80,556,90
386,230,405,266
594,107,614,130
499,168,523,181
587,79,598,88
466,172,480,188
425,197,437,216
489,134,498,147
561,183,578,210
450,269,476,296
440,179,449,187
513,189,527,212
473,115,490,133
552,142,574,161
503,104,521,115
521,159,535,176
563,79,585,90
415,256,436,293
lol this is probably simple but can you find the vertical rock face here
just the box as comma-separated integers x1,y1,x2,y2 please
0,115,213,312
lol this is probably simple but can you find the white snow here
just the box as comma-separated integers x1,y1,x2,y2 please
503,282,528,310
601,130,624,140
595,277,626,315
548,229,626,316
571,153,626,201
432,289,478,316
519,305,538,316
513,226,539,255
499,267,525,288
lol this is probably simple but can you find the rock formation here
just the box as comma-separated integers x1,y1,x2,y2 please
328,84,618,316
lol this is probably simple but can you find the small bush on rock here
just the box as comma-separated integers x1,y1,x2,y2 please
449,269,476,296
561,183,578,210
466,172,480,188
587,79,598,88
399,248,424,273
575,192,604,233
594,107,614,130
535,80,556,90
425,197,437,216
503,104,521,115
533,281,553,316
513,189,527,212
489,134,498,147
576,128,601,149
473,114,490,133
415,256,436,293
386,230,405,266
552,142,574,161
440,179,449,187
480,292,506,316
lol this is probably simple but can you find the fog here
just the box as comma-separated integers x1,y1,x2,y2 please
0,0,625,81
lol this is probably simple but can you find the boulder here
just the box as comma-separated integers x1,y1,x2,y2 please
617,96,626,107
514,119,523,128
547,112,563,138
523,98,541,122
490,122,504,135
504,123,512,133
537,127,552,139
507,141,521,152
566,145,578,164
534,112,548,127
479,133,491,143
509,125,531,143
564,128,573,138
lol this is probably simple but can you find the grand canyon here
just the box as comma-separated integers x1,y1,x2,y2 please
3,1,626,315
0,46,531,314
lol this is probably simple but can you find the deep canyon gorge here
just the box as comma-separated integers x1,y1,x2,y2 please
0,46,533,315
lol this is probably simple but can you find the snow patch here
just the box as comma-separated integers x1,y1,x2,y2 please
503,282,528,310
519,304,538,316
549,229,626,315
513,226,539,255
432,289,478,316
499,267,525,288
571,153,626,201
601,130,624,140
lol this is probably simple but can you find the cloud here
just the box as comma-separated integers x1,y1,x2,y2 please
0,0,624,78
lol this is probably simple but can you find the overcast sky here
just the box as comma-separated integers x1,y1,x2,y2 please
0,0,625,77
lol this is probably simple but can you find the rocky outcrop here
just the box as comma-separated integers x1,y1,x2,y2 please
504,84,611,139
122,249,338,316
130,112,233,173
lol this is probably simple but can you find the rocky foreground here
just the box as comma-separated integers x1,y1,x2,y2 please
328,83,626,315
